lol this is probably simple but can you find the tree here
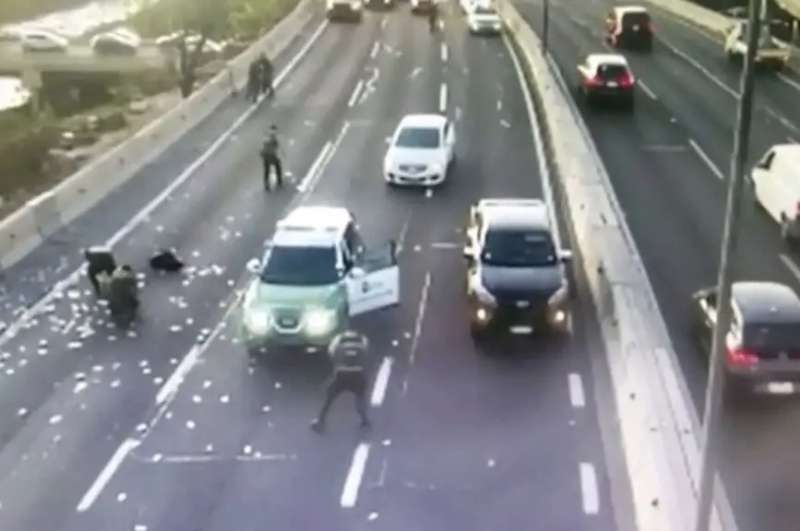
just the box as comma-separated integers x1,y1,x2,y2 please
152,0,229,98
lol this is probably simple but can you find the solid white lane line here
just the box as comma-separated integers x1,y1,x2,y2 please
297,141,333,193
370,41,380,59
0,19,331,350
348,79,365,108
396,216,411,253
441,43,448,63
341,443,371,508
778,72,800,93
780,254,800,285
503,33,562,248
568,373,586,408
77,438,140,512
407,272,431,370
370,356,393,407
689,139,724,180
637,79,657,100
579,462,600,515
764,105,800,138
658,37,738,99
439,83,448,113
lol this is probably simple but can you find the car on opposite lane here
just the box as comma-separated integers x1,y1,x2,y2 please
466,4,503,35
326,0,364,21
750,144,800,244
691,282,800,399
384,114,456,187
91,29,141,55
577,54,636,110
20,30,68,52
411,0,436,14
605,6,653,51
364,0,395,9
241,206,399,355
724,20,789,70
464,198,572,341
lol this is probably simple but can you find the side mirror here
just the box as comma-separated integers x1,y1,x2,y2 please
350,267,366,279
559,249,573,262
463,246,475,259
246,258,261,275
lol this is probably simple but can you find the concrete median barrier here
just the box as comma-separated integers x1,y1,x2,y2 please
0,0,319,271
498,1,738,530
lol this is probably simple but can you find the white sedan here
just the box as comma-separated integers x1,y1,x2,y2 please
21,30,68,52
467,4,503,34
384,114,456,187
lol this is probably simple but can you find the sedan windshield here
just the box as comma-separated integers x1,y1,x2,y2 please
260,245,339,286
481,229,557,267
396,127,440,148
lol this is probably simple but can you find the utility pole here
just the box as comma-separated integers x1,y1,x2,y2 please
542,0,549,53
693,0,762,529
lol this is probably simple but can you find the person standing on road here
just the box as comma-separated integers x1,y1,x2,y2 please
428,2,439,33
257,52,275,98
311,329,372,433
260,125,283,190
247,59,260,102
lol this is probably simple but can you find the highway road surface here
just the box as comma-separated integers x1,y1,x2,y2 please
0,5,630,531
514,0,800,529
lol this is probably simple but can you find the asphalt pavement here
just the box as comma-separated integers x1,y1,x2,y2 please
513,0,800,529
0,4,628,531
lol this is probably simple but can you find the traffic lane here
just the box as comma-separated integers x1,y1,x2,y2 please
519,0,794,175
578,82,800,531
640,1,800,139
354,250,616,531
0,13,380,450
0,19,389,531
0,14,328,327
59,13,446,530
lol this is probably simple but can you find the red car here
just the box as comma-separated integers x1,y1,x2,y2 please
577,54,636,109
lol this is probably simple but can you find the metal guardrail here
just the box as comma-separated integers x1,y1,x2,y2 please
497,1,739,529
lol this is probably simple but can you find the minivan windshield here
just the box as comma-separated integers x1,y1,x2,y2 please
260,245,339,285
482,229,557,267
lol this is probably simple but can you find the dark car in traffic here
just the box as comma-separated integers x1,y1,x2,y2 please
464,199,572,341
691,281,800,399
605,6,653,51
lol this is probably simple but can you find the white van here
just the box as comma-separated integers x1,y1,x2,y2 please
751,144,800,242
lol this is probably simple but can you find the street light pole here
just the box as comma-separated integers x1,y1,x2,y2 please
542,0,549,53
693,0,762,529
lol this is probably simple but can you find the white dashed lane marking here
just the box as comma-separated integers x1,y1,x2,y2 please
689,139,724,180
568,373,585,408
341,443,371,508
579,462,600,515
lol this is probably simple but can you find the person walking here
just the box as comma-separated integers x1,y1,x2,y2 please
260,125,283,190
257,52,274,98
311,329,372,433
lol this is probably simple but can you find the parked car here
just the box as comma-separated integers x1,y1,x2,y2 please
20,30,68,52
750,144,800,243
691,282,800,399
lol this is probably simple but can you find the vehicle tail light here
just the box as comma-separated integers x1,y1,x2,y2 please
586,76,604,87
726,346,759,367
618,71,635,88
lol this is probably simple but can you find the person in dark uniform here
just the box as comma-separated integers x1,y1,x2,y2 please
257,52,274,98
247,59,260,102
428,2,439,33
84,246,116,296
108,265,139,324
311,329,372,432
260,125,283,190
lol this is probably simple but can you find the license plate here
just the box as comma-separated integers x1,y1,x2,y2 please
510,325,533,335
279,318,297,327
515,300,530,308
767,382,794,394
606,81,618,88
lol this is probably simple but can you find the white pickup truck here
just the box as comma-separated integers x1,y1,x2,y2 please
724,21,790,70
